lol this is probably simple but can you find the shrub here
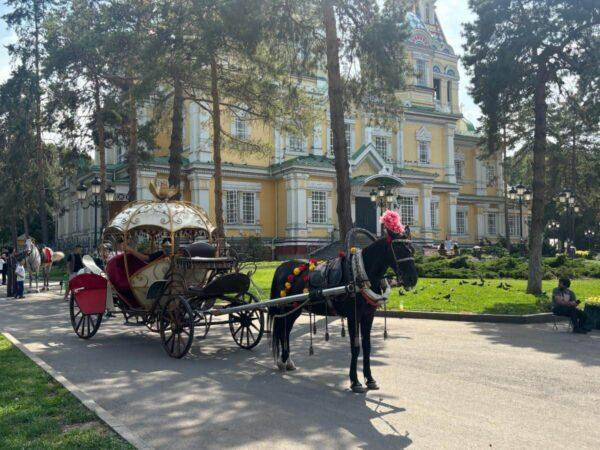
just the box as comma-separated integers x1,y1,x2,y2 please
484,244,508,258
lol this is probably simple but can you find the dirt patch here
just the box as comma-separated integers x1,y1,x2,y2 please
62,421,105,434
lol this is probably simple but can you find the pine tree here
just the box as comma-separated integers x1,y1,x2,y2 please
463,0,599,293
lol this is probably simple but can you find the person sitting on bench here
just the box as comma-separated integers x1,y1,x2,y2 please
552,277,589,334
118,238,172,264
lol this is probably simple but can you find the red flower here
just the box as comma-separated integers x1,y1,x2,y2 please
309,258,318,265
298,264,307,272
287,274,294,282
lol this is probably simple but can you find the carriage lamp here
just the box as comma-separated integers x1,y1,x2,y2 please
516,183,526,196
523,189,532,202
91,176,102,195
548,220,560,231
508,187,516,200
378,185,386,198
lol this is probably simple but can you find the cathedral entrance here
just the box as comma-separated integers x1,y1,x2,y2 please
354,197,377,234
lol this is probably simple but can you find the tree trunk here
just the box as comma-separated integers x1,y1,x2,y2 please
211,55,225,240
502,124,511,252
168,76,184,198
127,87,138,201
93,79,108,225
33,1,48,244
526,65,548,295
570,125,576,243
322,0,353,242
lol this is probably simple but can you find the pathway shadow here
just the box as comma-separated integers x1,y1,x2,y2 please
471,320,600,367
0,294,413,449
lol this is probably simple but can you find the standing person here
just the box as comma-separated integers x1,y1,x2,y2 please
444,235,453,253
15,259,26,299
552,277,589,333
6,247,17,298
64,245,84,301
0,251,6,285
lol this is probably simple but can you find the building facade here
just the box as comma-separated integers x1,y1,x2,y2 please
55,1,529,256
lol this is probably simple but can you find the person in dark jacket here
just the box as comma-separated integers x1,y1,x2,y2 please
552,277,589,333
6,247,17,297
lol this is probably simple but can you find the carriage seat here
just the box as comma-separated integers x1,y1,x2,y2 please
179,242,216,258
105,253,147,307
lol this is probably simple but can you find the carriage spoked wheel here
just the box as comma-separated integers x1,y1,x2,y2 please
229,292,264,350
159,295,195,358
192,310,212,339
70,293,103,339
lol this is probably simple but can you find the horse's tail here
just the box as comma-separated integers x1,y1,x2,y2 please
267,260,298,363
52,251,65,263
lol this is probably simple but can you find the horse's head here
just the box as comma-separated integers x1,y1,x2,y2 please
385,230,418,289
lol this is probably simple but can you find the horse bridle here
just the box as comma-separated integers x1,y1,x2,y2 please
388,238,415,284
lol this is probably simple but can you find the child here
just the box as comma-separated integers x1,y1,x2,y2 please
15,259,26,299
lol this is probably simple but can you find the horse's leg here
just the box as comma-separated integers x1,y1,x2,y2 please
347,314,365,393
284,315,297,371
361,308,378,390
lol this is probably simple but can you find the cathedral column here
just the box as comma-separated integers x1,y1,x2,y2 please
190,173,211,212
285,173,309,238
420,183,434,242
448,192,458,237
395,118,404,167
444,123,456,183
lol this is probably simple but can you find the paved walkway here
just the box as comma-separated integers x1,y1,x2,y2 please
1,290,599,449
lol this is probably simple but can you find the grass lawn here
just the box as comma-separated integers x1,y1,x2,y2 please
0,335,133,449
248,265,600,315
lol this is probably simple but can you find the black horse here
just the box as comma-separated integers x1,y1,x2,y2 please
269,229,418,393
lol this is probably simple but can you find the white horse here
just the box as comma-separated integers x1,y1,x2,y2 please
24,240,64,291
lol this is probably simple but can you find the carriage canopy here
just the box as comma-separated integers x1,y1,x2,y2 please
104,200,215,236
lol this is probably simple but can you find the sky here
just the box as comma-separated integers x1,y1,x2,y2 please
0,0,481,125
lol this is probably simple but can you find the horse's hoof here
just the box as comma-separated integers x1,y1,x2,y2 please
350,382,367,394
285,359,297,371
276,359,286,371
365,380,379,390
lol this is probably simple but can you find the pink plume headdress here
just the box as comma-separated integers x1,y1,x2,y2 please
380,210,405,235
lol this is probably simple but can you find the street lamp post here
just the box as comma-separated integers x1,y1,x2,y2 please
508,184,532,254
548,220,560,251
557,190,579,254
77,176,116,250
370,185,394,234
584,229,595,251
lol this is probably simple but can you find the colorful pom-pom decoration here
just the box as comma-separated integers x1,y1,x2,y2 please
350,247,358,254
303,288,309,294
293,268,301,276
280,290,287,297
339,251,346,258
309,258,318,265
380,210,405,235
285,282,292,289
309,264,315,271
287,274,294,282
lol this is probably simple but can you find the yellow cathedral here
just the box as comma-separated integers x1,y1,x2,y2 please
56,1,529,257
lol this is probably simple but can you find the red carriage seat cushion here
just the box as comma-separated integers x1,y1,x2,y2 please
105,253,147,305
69,273,107,315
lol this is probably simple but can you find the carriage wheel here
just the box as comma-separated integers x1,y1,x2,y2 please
70,293,103,339
229,292,264,350
159,296,195,358
193,310,212,339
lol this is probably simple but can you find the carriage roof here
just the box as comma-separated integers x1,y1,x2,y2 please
104,200,215,236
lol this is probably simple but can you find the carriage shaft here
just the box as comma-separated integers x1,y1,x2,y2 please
210,285,351,316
